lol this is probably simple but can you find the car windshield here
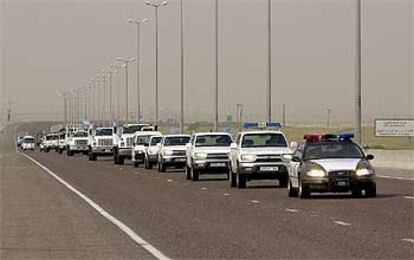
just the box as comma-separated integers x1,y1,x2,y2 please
164,136,190,146
123,125,147,134
150,136,162,145
195,135,232,147
136,135,152,146
241,133,287,148
73,131,88,137
95,129,113,136
24,138,35,143
303,142,364,160
46,135,58,140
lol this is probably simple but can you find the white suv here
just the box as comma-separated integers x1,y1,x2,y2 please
185,132,233,181
88,127,114,161
144,135,163,169
157,134,191,172
229,129,293,189
131,131,162,168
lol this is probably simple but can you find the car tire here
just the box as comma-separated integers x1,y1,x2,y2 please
366,183,377,198
185,165,192,180
58,148,63,154
288,180,298,197
118,156,125,165
160,162,166,172
191,167,199,181
236,169,246,189
134,162,139,168
89,152,97,161
144,158,150,169
67,148,73,156
229,166,237,188
298,180,310,199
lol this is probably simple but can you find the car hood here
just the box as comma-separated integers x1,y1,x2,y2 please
239,147,291,155
310,158,363,171
163,145,187,151
193,147,231,154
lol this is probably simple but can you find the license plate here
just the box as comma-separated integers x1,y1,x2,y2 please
176,158,186,162
105,149,111,153
210,163,226,167
260,166,278,172
337,181,348,186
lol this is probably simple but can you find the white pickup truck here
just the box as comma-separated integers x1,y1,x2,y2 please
229,126,294,189
157,134,191,172
43,132,59,152
185,132,233,181
88,127,114,161
131,131,162,168
66,130,89,156
113,124,158,165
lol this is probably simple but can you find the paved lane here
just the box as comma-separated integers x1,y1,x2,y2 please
23,149,413,259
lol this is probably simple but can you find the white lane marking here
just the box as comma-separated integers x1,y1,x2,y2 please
20,152,170,260
201,187,207,190
285,208,298,213
378,175,392,178
377,175,413,181
403,196,414,200
223,193,231,196
167,179,173,183
334,221,351,226
251,200,260,203
402,238,414,244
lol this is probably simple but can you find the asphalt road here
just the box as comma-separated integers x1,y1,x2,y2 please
1,122,413,259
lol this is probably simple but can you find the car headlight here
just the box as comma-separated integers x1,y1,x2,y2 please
194,152,207,160
163,149,173,156
240,154,257,162
356,167,373,176
306,169,325,177
137,150,144,154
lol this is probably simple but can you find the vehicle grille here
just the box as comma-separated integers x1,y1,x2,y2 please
255,155,282,163
172,150,186,156
206,153,228,160
75,140,88,145
126,137,134,147
98,138,113,146
329,171,351,181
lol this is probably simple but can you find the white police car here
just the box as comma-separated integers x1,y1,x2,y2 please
285,133,376,198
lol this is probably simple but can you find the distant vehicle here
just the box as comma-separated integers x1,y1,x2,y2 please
43,133,59,152
66,130,89,156
131,131,162,168
144,135,163,169
88,127,114,161
57,127,67,153
285,133,376,198
21,136,36,150
113,124,158,165
185,132,233,181
229,123,293,189
16,136,24,149
157,134,191,172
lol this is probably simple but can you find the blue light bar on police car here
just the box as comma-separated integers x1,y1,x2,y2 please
338,133,354,140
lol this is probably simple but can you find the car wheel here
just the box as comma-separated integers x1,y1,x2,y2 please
144,158,150,169
185,165,191,180
288,179,298,197
160,162,166,172
229,166,237,188
118,156,125,165
366,183,377,198
134,162,139,168
298,180,310,199
191,167,199,181
236,168,246,189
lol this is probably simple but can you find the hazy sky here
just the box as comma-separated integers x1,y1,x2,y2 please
1,0,413,125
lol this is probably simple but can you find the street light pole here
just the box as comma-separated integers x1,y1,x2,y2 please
118,58,136,123
214,0,219,131
146,0,168,125
355,0,362,144
267,0,272,123
128,18,149,123
180,0,185,133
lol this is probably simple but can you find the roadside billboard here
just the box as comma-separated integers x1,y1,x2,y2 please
374,118,414,137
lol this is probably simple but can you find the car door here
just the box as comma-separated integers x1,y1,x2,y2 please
289,144,304,187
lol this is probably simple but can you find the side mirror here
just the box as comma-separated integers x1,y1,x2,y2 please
292,156,301,162
366,154,374,160
282,154,293,162
290,142,298,150
230,143,238,149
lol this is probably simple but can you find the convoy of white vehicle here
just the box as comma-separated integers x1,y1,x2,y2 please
18,121,377,198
